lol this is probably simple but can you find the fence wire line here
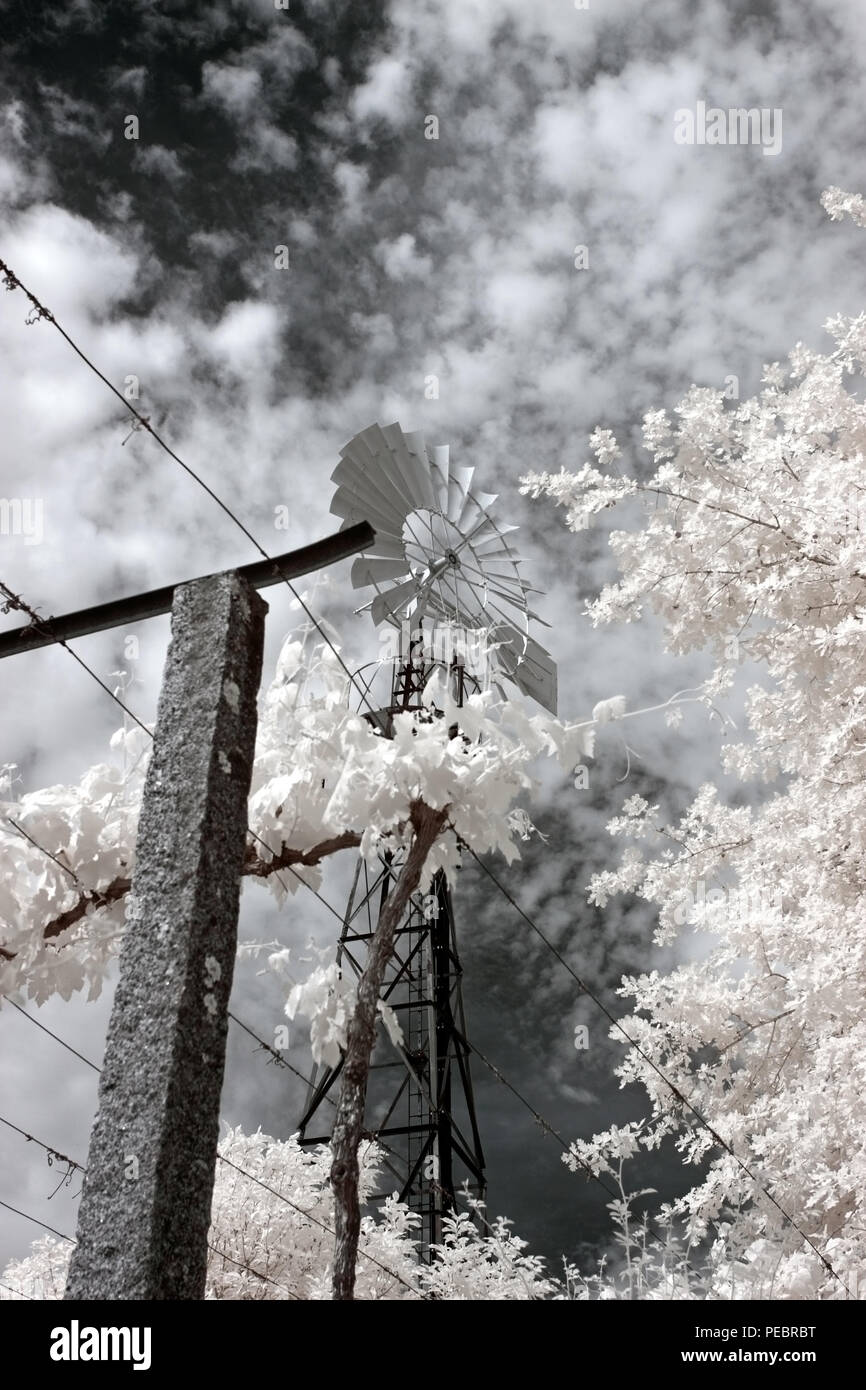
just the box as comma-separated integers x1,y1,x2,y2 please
0,1112,302,1298
216,1152,421,1298
1,574,332,916
2,960,585,1290
0,1113,85,1176
1,997,100,1072
0,1278,34,1300
3,715,843,1289
0,1198,75,1244
0,1008,416,1297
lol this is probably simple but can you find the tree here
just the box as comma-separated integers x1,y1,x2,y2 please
521,188,866,1301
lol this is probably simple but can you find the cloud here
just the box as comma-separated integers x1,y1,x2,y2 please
206,299,282,379
110,66,148,100
134,144,186,182
376,233,432,280
232,123,298,173
201,60,263,117
351,55,412,124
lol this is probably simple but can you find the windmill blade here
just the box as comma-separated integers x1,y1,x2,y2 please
447,466,475,521
340,423,421,515
332,450,408,507
472,557,527,577
457,490,498,533
351,555,411,589
381,422,439,512
331,486,406,538
490,623,558,714
509,641,558,714
471,527,521,554
456,561,527,605
402,508,442,555
337,517,404,557
331,462,411,534
371,575,429,627
524,606,552,627
353,532,406,561
466,521,515,552
483,582,535,613
430,445,450,511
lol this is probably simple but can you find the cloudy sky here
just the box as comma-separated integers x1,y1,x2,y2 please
1,0,866,1280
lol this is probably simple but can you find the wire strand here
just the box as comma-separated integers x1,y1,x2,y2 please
228,1009,334,1102
205,1239,301,1301
0,581,153,736
2,575,332,919
0,1114,85,1175
4,816,79,885
1,997,415,1294
1,999,100,1072
0,1108,302,1298
216,1152,420,1298
0,1198,75,1244
0,1278,34,1300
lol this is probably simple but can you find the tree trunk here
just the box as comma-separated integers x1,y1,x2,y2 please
330,799,449,1300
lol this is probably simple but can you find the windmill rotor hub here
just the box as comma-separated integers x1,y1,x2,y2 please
331,421,558,713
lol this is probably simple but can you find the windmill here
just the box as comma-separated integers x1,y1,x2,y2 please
296,422,558,1250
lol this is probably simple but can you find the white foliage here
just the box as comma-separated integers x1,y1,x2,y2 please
0,1127,558,1301
0,726,149,1005
0,624,602,1008
529,188,866,1301
591,695,627,725
275,946,357,1070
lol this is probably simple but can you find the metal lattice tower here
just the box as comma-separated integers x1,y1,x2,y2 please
297,637,485,1250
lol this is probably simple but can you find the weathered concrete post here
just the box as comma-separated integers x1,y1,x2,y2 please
66,571,266,1300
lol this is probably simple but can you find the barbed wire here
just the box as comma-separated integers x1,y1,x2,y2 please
0,581,152,736
0,1114,85,1183
0,1278,34,1300
0,1106,305,1298
0,1198,75,1244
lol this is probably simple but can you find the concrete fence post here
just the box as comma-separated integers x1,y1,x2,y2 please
66,571,266,1299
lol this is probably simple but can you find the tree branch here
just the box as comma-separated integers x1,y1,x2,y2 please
0,877,132,960
329,798,450,1301
242,831,361,876
1,831,364,959
44,878,132,940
